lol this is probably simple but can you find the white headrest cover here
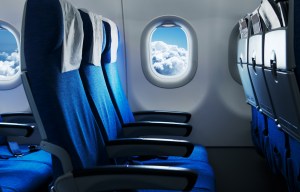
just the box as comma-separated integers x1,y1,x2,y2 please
87,11,103,66
59,0,84,73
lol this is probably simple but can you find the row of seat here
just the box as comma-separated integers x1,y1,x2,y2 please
237,0,300,191
11,0,216,191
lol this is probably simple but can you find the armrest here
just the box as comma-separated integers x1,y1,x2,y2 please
133,110,191,123
106,138,194,158
1,112,35,124
1,112,33,118
55,165,197,191
123,121,192,137
0,122,34,137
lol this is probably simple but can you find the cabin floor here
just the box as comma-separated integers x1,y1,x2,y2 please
207,147,288,192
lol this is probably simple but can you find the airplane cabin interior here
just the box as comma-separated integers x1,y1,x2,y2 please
0,0,298,191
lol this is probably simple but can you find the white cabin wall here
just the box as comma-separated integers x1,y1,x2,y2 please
0,0,30,113
122,0,261,146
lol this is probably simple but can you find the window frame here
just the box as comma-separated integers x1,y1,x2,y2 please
0,20,21,90
141,16,198,89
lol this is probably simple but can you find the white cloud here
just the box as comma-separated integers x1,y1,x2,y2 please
0,51,20,78
151,41,188,76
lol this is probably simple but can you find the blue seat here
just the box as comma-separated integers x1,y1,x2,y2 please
238,1,290,186
266,117,288,178
78,10,214,191
79,12,210,163
0,160,52,192
21,0,214,191
0,116,52,191
287,137,300,191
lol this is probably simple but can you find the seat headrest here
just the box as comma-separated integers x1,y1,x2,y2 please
102,17,119,64
79,9,104,66
59,0,84,72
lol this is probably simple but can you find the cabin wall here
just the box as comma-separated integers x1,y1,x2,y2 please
123,0,260,146
0,1,29,114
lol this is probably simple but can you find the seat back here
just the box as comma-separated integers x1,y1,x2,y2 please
101,21,135,125
78,10,123,142
21,0,109,179
248,9,276,118
262,0,300,141
237,16,259,108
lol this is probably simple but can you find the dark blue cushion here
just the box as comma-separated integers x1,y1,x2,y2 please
0,146,51,166
267,117,288,178
251,107,261,154
0,160,52,192
104,62,135,124
101,21,139,125
287,137,300,191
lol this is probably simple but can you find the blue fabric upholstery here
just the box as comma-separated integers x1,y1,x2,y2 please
0,160,52,192
100,22,135,125
23,0,110,179
267,118,288,178
78,12,214,191
287,137,300,191
250,107,263,155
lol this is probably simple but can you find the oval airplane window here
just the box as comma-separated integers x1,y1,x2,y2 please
141,16,197,89
151,26,188,77
0,21,21,90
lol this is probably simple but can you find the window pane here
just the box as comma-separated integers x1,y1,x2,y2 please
0,28,19,80
151,26,188,77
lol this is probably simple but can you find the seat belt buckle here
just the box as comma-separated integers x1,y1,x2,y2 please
28,145,40,152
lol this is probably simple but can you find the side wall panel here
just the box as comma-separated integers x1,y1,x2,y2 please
123,0,260,146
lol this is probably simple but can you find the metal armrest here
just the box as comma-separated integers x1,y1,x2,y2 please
106,138,194,158
0,122,34,137
54,165,197,192
133,110,191,123
123,121,192,137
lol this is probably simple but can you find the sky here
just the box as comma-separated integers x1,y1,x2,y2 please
0,29,17,54
151,26,188,49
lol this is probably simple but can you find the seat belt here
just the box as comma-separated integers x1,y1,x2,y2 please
7,141,23,157
0,141,41,159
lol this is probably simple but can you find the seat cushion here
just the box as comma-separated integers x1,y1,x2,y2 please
0,160,52,192
0,145,52,166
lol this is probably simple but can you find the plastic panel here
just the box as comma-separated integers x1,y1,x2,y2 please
248,34,275,118
265,69,300,141
264,29,288,70
237,38,258,107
